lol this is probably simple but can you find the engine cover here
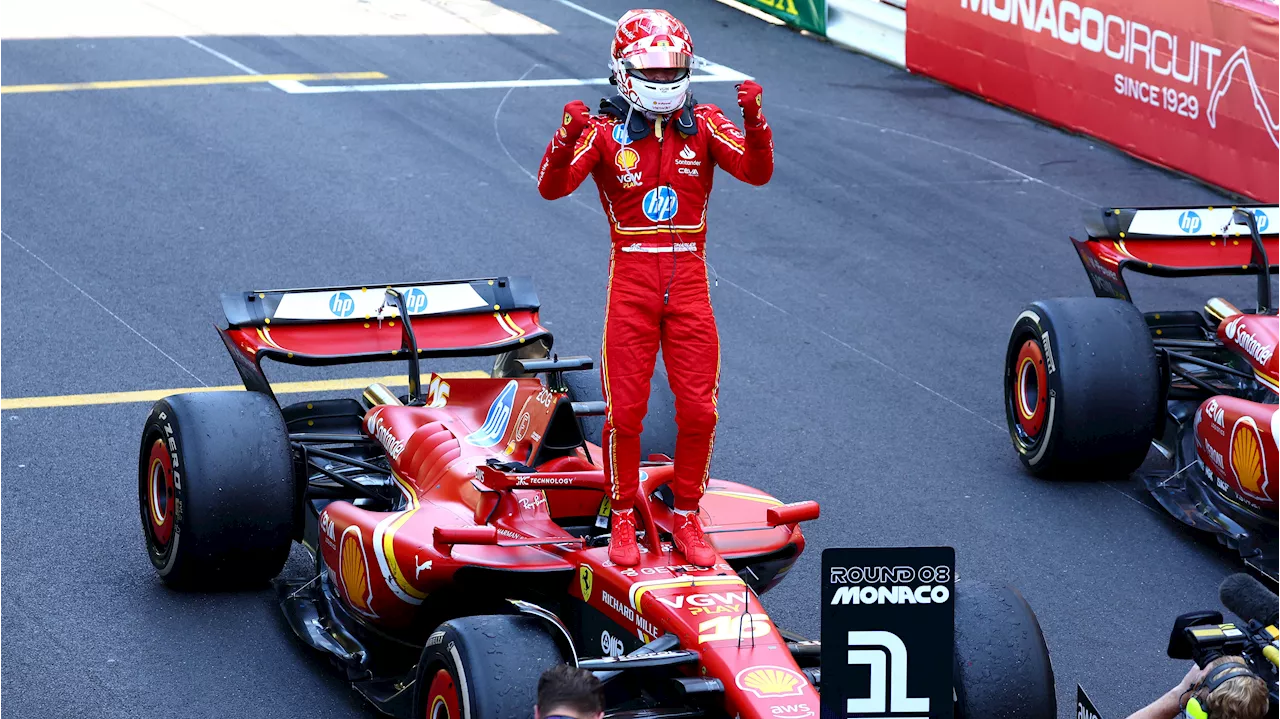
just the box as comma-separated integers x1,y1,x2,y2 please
1195,395,1277,511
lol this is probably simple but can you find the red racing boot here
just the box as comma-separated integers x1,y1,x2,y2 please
672,512,716,568
608,509,640,567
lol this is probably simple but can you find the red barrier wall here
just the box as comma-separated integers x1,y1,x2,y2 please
906,0,1279,202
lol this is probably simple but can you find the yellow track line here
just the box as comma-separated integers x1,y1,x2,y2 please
0,371,489,410
1,71,386,95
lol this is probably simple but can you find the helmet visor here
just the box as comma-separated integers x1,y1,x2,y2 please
617,50,694,71
628,67,689,83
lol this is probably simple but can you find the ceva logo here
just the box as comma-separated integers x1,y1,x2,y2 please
329,292,356,317
643,187,678,222
404,288,428,314
465,380,518,446
1178,211,1202,234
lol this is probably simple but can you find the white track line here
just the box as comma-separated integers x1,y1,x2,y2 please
274,70,747,94
782,104,1098,205
274,0,750,94
2,230,208,387
178,35,262,75
494,65,544,182
547,0,616,25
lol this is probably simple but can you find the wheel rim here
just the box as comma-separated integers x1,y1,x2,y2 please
146,438,175,547
1012,339,1048,441
426,668,460,719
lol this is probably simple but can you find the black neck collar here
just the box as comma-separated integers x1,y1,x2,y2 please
598,95,698,141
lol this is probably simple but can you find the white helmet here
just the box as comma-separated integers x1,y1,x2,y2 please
610,9,694,115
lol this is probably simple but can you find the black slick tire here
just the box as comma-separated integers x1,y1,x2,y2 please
414,615,566,719
1004,298,1159,477
953,581,1056,719
138,391,296,588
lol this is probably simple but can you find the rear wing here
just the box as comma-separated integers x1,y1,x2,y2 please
1073,205,1278,309
217,276,550,398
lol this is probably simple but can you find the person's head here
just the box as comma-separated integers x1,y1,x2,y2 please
610,9,694,115
1184,655,1269,719
534,664,604,719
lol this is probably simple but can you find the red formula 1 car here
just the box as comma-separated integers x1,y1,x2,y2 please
140,277,1054,719
1004,205,1278,581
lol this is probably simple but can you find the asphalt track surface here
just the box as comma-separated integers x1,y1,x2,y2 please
1,1,1262,716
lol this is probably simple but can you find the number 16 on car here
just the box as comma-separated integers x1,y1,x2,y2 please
820,547,956,719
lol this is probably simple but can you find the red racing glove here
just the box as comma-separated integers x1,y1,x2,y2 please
558,100,591,142
736,80,764,127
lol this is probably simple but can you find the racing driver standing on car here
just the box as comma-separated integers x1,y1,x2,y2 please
537,9,773,567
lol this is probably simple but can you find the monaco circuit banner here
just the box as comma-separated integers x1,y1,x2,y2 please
738,0,827,34
906,0,1279,202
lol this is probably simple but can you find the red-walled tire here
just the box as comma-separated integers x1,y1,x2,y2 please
1004,298,1160,477
138,391,296,587
414,615,566,719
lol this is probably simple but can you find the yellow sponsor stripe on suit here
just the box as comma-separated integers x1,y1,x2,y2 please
573,126,598,164
706,120,745,152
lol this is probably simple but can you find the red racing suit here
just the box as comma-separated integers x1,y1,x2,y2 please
537,96,773,512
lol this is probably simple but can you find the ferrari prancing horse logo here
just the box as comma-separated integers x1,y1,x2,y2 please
580,565,594,603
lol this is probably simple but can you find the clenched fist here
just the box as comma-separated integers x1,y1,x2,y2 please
736,80,764,126
558,100,591,142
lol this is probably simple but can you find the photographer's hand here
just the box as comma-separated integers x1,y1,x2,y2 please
1124,664,1207,719
1175,663,1208,697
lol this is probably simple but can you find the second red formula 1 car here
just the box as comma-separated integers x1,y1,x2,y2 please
1004,205,1278,582
139,277,1055,719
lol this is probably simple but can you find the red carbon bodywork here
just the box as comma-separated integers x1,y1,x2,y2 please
1196,393,1278,513
1087,235,1280,272
1217,313,1279,390
315,375,818,719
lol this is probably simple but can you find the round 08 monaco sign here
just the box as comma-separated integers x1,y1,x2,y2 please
821,547,956,719
906,0,1279,202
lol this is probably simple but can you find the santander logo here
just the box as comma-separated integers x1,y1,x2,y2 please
1224,316,1275,368
676,144,701,167
367,413,406,460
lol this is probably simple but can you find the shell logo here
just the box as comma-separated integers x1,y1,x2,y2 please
1229,416,1270,501
615,146,640,172
734,665,807,699
340,526,375,615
